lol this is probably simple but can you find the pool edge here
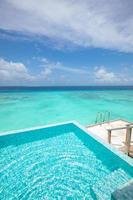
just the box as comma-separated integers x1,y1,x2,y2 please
0,120,133,167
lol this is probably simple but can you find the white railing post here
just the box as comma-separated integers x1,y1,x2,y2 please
108,129,111,144
125,125,132,155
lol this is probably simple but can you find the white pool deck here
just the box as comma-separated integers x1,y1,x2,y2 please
86,119,133,157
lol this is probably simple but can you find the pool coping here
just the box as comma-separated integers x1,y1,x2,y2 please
74,121,133,167
0,120,133,167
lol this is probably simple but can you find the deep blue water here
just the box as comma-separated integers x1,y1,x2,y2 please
0,86,133,92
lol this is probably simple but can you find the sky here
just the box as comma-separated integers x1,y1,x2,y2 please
0,0,133,86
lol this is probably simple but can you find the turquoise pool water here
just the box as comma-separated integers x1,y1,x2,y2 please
0,89,133,132
0,123,132,199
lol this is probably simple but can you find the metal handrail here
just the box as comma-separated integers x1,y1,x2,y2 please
95,112,103,124
95,111,111,124
95,112,100,124
106,111,111,122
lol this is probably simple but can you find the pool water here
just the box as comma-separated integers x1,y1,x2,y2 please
0,123,132,199
0,89,133,132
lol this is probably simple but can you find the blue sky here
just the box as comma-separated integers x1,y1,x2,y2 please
0,0,133,86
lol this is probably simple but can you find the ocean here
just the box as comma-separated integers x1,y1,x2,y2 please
0,86,133,132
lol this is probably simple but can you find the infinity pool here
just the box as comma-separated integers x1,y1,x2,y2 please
0,122,132,199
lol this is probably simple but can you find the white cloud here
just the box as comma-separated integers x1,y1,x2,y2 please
0,57,89,85
0,0,133,52
0,57,133,85
0,56,88,83
0,58,35,84
40,58,89,75
94,66,118,82
40,67,52,79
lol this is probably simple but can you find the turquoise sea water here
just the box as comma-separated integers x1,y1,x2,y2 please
0,88,133,132
0,123,132,199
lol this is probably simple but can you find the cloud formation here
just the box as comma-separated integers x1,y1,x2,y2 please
0,0,133,52
0,57,133,86
94,66,118,82
0,58,35,85
0,57,89,85
40,58,89,75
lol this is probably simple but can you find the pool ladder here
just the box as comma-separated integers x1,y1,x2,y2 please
95,111,111,124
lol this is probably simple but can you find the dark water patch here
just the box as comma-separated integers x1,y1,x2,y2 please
0,86,133,93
